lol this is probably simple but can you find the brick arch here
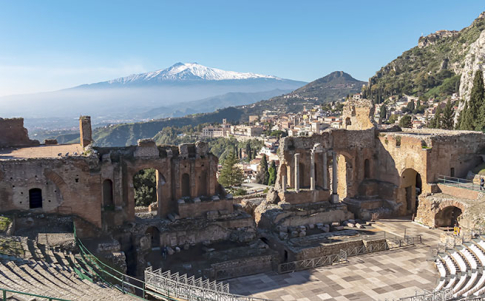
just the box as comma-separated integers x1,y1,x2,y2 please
43,169,71,202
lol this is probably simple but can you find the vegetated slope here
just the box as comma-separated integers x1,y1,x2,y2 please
87,71,365,147
364,12,485,103
139,89,292,120
274,71,366,102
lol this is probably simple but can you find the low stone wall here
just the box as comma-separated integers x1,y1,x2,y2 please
293,239,364,261
177,199,233,219
278,189,330,205
210,254,275,280
437,184,479,200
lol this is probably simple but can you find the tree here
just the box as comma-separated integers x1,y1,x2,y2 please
256,155,269,185
399,115,412,128
429,105,442,129
441,100,454,130
379,105,387,120
134,168,157,206
218,151,244,187
268,161,277,186
245,142,252,160
462,70,485,130
474,71,485,131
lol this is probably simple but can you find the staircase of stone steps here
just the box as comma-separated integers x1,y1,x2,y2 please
0,235,139,301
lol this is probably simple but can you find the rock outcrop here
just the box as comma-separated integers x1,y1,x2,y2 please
456,30,485,123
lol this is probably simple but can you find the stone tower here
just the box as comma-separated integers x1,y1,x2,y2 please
79,116,92,148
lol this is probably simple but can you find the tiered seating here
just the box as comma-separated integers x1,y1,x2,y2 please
434,238,485,299
0,239,135,301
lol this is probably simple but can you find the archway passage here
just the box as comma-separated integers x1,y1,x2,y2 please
133,168,157,207
145,226,160,248
29,188,42,209
182,173,191,198
102,179,114,207
400,168,422,214
435,206,462,228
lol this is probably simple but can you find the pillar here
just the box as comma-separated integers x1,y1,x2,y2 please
310,150,315,191
294,153,300,193
79,116,92,148
331,151,339,203
323,151,328,190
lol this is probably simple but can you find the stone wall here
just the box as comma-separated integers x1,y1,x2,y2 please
0,118,39,148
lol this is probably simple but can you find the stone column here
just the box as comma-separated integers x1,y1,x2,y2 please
323,151,328,190
331,151,339,203
294,153,300,193
282,175,287,193
310,150,315,191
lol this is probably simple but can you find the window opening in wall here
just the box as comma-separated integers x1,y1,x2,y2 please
29,188,43,209
182,173,191,197
450,168,455,177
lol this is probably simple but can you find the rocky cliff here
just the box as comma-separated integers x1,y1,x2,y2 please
457,30,485,120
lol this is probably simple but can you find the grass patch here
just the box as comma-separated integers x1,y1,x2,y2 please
0,216,12,232
0,237,24,257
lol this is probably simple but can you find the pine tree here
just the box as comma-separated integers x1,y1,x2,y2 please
399,115,412,128
218,151,244,187
267,161,277,186
256,155,269,185
441,100,454,130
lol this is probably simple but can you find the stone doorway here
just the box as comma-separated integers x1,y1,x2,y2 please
29,188,42,209
145,226,160,248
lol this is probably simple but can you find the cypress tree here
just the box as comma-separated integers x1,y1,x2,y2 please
467,70,485,130
473,70,485,131
379,106,387,119
256,155,269,185
460,101,475,130
433,105,442,129
441,100,454,130
267,161,277,186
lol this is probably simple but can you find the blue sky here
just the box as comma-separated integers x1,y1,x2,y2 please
0,0,484,96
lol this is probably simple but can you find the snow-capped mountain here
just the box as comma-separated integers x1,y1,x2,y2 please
107,62,280,84
0,62,306,125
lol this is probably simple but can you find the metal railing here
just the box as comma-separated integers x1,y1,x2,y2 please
278,235,421,274
0,288,70,301
145,267,268,301
391,288,453,301
438,175,482,191
74,226,268,301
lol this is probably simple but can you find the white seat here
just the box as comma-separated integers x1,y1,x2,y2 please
451,251,467,272
455,271,478,297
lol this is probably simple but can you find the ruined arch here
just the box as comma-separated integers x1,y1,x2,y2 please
435,206,462,228
400,168,422,214
43,169,70,202
182,173,191,198
279,163,288,188
102,179,114,207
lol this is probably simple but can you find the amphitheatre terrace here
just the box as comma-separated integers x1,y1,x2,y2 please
1,99,485,300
